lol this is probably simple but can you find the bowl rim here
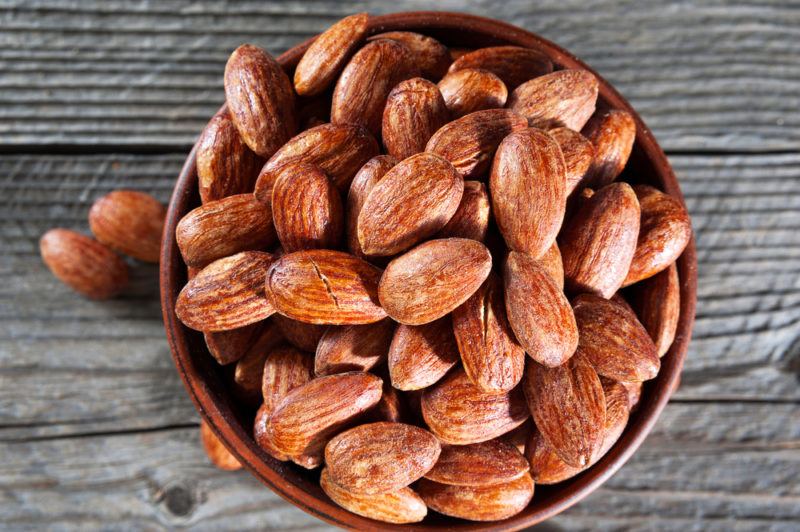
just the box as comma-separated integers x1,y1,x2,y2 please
160,10,697,531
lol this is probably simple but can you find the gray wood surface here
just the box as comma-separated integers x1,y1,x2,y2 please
1,1,798,530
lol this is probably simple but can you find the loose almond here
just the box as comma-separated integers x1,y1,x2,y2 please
388,317,460,391
548,126,595,195
205,318,283,366
382,78,450,161
438,68,507,118
272,314,327,353
425,440,529,487
630,262,680,357
368,31,451,80
346,155,397,256
88,190,165,263
508,69,599,131
448,45,553,89
437,180,490,242
315,318,395,375
417,474,534,522
583,108,636,187
200,419,242,471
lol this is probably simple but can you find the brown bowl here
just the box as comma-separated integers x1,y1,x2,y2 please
160,11,697,531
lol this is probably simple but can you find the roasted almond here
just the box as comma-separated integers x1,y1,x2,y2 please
503,419,533,454
453,274,525,393
438,68,507,118
382,78,450,161
583,108,636,187
491,128,567,258
272,314,327,353
40,229,128,299
623,380,643,411
524,425,580,484
315,318,395,375
426,108,528,178
232,344,270,405
448,45,553,89
224,44,296,157
261,345,315,412
204,319,283,366
379,238,492,325
417,474,534,522
623,185,692,286
200,419,242,471
254,403,290,462
548,126,595,195
508,69,599,131
539,242,565,290
270,162,343,252
437,180,490,242
357,153,463,256
425,440,529,487
266,249,386,325
597,377,631,459
373,382,406,423
294,13,369,96
629,262,680,357
346,155,397,256
176,193,276,268
559,182,641,298
422,368,529,445
504,251,578,367
388,317,460,391
175,251,276,332
368,31,451,80
88,190,165,263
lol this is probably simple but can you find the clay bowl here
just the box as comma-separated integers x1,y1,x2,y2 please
161,11,697,531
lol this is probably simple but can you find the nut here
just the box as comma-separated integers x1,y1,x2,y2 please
508,69,599,131
437,180,491,242
583,108,636,187
368,31,451,80
200,420,242,471
345,155,397,256
416,473,535,522
629,262,680,357
437,68,507,117
315,318,395,375
548,126,595,195
382,78,450,161
88,190,166,263
448,45,553,89
272,314,327,353
425,440,529,487
205,318,283,366
388,317,460,391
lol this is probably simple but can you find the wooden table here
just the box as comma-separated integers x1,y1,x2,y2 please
2,1,798,530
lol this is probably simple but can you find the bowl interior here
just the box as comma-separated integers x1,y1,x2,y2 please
161,11,697,531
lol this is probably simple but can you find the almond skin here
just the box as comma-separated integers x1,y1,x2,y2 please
293,13,369,97
623,185,692,286
253,123,379,201
382,78,450,161
266,249,386,325
88,190,165,263
425,440,529,487
200,420,241,471
524,354,606,468
357,153,463,257
583,108,636,187
346,155,397,256
438,68,507,118
426,108,528,178
388,317,460,391
224,44,296,158
448,45,553,89
266,372,383,457
196,112,263,203
573,293,661,382
417,474,534,522
40,229,128,299
597,377,632,458
232,344,270,405
176,194,276,268
368,31,451,80
422,369,529,445
315,318,395,375
491,128,567,258
254,403,290,462
508,69,599,131
525,425,579,484
437,180,491,242
320,468,427,524
630,262,680,357
270,162,343,252
453,274,525,393
559,182,641,298
205,318,283,365
539,242,565,290
548,126,595,195
175,251,276,332
379,238,492,325
504,251,578,367
261,345,315,413
272,315,327,353
372,381,406,423
331,39,416,137
325,422,441,495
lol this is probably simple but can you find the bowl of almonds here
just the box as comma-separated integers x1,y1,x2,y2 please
161,10,697,530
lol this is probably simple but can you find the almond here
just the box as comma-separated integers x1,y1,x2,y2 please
539,242,565,290
508,69,599,131
379,238,492,325
205,318,283,365
331,39,416,137
266,249,386,325
623,185,692,286
491,128,567,258
224,44,296,157
261,345,315,412
294,13,369,97
573,293,660,382
357,153,463,256
426,108,528,178
382,78,450,160
448,45,553,89
425,440,529,487
437,180,490,242
176,194,276,268
524,353,606,468
524,424,580,485
597,377,631,458
548,126,595,195
346,155,397,256
315,318,395,375
88,190,165,263
200,419,242,471
232,344,270,405
559,182,641,298
40,229,128,299
417,474,534,522
368,31,451,80
388,317,460,391
270,162,343,252
583,108,636,187
267,371,382,457
438,68,507,117
503,419,533,454
320,468,427,524
503,251,578,367
422,369,529,445
253,123,379,201
373,382,406,423
629,262,680,357
453,274,525,393
623,380,643,411
325,422,441,494
196,112,263,203
175,251,276,332
254,403,290,462
272,314,327,353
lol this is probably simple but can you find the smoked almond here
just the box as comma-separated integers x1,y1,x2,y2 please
388,317,460,391
508,69,599,131
382,78,450,160
448,45,553,89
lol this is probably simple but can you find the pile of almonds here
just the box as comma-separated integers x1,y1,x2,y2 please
174,13,692,524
